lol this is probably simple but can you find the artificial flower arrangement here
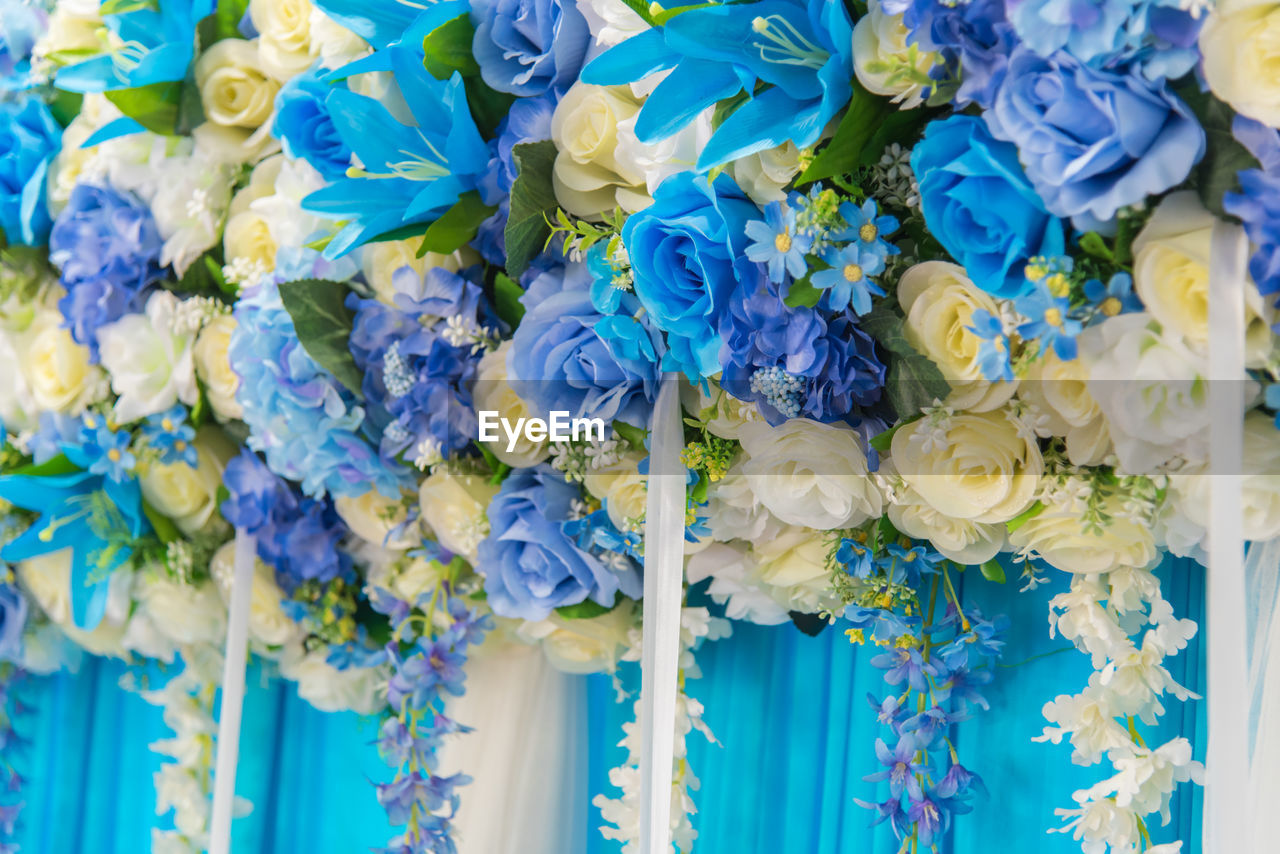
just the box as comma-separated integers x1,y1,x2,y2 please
0,0,1278,851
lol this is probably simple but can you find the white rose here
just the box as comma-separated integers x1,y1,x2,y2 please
334,489,416,550
418,470,499,563
375,555,447,605
307,6,370,68
474,341,550,467
359,238,475,305
551,82,649,219
251,0,314,81
614,109,710,196
752,526,840,614
737,418,882,530
195,38,280,129
704,468,784,544
885,473,1005,565
279,642,385,714
576,0,646,47
18,307,104,414
0,332,36,430
899,261,1017,412
97,292,198,423
223,209,277,276
1132,192,1276,367
1020,349,1111,466
1083,313,1225,473
1164,411,1280,554
250,155,332,252
150,155,235,276
210,541,302,646
139,428,236,536
193,315,244,421
679,376,764,441
728,141,803,205
852,3,937,108
890,409,1042,524
517,602,636,673
190,121,280,166
686,542,791,625
135,572,227,645
583,450,647,532
1008,496,1158,574
1201,1,1280,129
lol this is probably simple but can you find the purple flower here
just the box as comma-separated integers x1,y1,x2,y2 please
1224,115,1280,302
936,761,986,799
865,734,927,799
49,184,162,357
871,646,938,693
853,795,912,839
0,583,27,662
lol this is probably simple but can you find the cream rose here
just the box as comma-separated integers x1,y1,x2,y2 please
551,82,649,219
1008,495,1157,574
583,450,647,532
1020,349,1111,466
853,3,937,108
753,525,841,614
890,409,1042,524
1132,191,1276,367
418,470,499,563
135,572,227,645
97,291,198,423
686,542,791,625
334,489,416,550
360,238,474,305
210,541,301,646
17,550,131,658
250,0,314,81
885,473,1005,565
728,142,802,206
195,39,280,129
307,6,369,68
193,314,243,421
704,468,784,544
139,428,236,536
517,602,636,674
737,418,882,530
474,341,550,467
279,642,384,713
1201,0,1280,129
19,307,104,414
899,261,1017,411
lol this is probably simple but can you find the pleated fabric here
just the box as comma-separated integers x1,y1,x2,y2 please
9,557,1203,853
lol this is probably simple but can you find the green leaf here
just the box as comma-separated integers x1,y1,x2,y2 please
417,191,496,256
611,419,648,449
979,558,1006,584
783,278,823,309
652,2,717,23
12,453,80,477
167,248,227,298
198,0,250,45
464,77,516,139
556,596,618,620
48,89,83,127
690,470,709,504
99,0,156,14
504,140,559,277
277,278,366,396
1078,231,1113,262
104,81,183,135
860,305,950,416
142,498,182,545
422,13,481,79
367,222,428,245
798,81,930,186
1005,501,1045,534
868,419,912,453
494,271,526,327
1176,84,1262,220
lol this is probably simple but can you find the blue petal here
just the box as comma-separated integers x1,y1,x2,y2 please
580,27,678,85
634,58,742,144
82,116,148,147
696,86,817,169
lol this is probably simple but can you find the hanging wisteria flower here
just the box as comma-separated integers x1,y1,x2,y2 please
141,404,198,467
49,184,164,357
0,95,60,246
745,202,811,284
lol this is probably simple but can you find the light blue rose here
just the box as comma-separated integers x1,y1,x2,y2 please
0,95,60,246
911,114,1065,298
273,67,353,180
984,47,1205,224
622,172,759,379
470,0,589,96
476,466,639,621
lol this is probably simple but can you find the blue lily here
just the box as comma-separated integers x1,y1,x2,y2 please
302,47,490,258
581,0,853,168
0,445,148,630
54,0,212,93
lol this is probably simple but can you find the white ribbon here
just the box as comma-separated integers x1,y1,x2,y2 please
1204,223,1250,854
209,528,257,854
639,374,686,854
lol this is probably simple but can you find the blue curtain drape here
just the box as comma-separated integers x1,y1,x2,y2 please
8,557,1204,853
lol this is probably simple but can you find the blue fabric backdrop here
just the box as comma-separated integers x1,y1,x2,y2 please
8,557,1204,853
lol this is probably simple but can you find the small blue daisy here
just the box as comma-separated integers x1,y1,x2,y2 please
80,419,136,482
745,202,812,284
142,404,198,467
966,309,1014,383
1083,272,1141,324
813,243,886,315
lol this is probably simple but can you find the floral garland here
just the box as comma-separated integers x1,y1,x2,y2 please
0,0,1276,850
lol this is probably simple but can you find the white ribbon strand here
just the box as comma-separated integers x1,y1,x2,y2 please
209,528,257,854
639,374,687,854
1204,222,1249,854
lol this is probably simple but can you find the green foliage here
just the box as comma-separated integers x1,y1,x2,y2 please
141,498,182,545
504,140,559,276
422,13,481,79
104,81,183,135
979,558,1006,584
416,191,497,256
860,305,950,417
276,278,365,395
798,81,933,186
493,271,526,327
556,596,617,619
1177,84,1262,220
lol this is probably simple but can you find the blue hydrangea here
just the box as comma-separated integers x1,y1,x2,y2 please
229,277,410,499
49,184,163,358
1225,116,1280,303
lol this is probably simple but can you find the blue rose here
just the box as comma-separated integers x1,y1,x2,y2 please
622,172,759,379
508,263,658,428
476,466,638,621
984,47,1205,224
0,582,27,662
470,0,589,96
273,67,353,180
911,114,1065,297
0,95,61,246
